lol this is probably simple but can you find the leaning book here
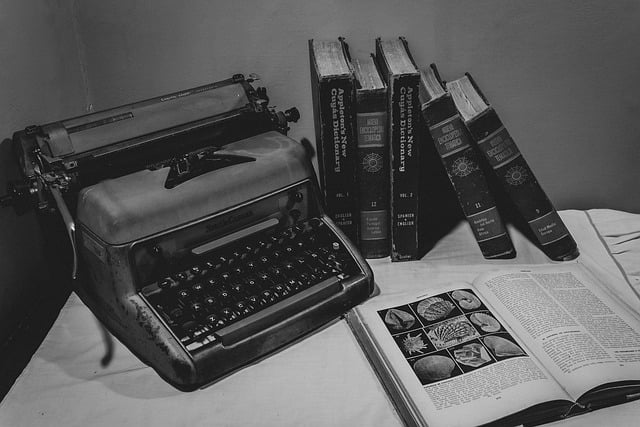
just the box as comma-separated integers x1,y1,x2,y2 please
446,74,579,262
418,64,515,260
346,264,640,427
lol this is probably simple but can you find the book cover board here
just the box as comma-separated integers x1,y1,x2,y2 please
309,38,359,243
418,65,515,259
447,75,579,261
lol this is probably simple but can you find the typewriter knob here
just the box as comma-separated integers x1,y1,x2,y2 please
284,107,300,123
1,180,37,215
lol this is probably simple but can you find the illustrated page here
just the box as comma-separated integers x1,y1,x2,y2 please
359,282,570,427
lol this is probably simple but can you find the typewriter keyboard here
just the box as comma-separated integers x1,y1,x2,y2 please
140,217,361,352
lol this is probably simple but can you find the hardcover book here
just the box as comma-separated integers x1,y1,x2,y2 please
374,37,423,261
347,263,640,427
419,64,515,260
446,75,579,261
351,54,390,259
309,38,359,242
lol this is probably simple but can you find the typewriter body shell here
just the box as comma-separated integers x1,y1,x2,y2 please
4,75,374,390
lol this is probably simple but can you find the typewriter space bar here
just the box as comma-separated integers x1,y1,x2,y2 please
215,276,343,346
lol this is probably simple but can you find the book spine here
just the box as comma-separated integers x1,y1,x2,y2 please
466,110,579,261
388,75,421,261
356,88,390,258
422,96,515,259
309,67,358,242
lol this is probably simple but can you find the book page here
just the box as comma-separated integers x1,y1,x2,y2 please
352,282,571,427
474,264,640,400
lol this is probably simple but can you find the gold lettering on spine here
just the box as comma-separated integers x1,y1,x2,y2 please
397,85,414,173
478,127,521,169
330,87,347,174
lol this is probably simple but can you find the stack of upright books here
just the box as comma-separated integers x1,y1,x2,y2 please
309,36,578,263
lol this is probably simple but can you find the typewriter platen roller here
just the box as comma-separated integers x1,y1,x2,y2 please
2,75,373,390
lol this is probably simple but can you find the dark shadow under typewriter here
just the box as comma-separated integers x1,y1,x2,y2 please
1,74,373,391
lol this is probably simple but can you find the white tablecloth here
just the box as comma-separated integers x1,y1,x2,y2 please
1,209,639,426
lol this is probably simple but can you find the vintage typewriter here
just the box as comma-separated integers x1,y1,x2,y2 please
1,74,374,390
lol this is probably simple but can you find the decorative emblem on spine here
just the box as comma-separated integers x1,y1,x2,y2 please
451,156,477,177
505,165,528,186
362,153,383,173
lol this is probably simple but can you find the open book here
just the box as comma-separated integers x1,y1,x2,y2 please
347,264,640,426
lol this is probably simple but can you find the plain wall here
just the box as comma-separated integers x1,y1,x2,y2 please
73,0,640,213
0,1,88,344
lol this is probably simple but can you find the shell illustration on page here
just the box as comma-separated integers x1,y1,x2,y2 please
413,355,455,382
416,297,455,321
427,318,479,349
402,332,429,355
470,312,501,333
451,290,481,310
483,336,525,357
384,308,416,331
453,343,492,368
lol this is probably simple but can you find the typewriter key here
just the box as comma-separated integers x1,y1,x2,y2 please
221,307,239,322
287,279,302,291
206,314,225,329
190,302,204,314
229,283,243,294
244,277,260,291
216,288,231,300
255,289,269,302
174,272,189,282
234,301,253,316
273,284,289,297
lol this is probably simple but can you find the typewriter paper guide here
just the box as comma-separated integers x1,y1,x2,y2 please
77,131,310,245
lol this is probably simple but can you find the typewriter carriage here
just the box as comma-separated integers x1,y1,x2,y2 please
1,74,299,217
